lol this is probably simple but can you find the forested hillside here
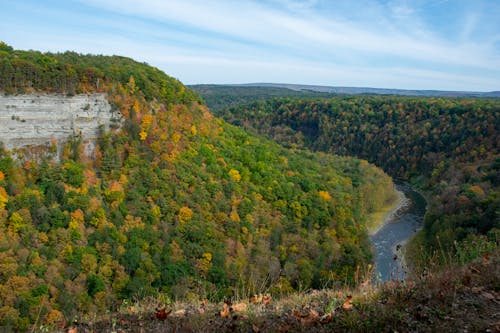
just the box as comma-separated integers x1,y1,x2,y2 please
209,95,500,263
189,84,336,113
0,42,200,104
0,43,396,330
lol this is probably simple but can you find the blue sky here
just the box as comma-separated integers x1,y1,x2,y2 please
1,0,499,91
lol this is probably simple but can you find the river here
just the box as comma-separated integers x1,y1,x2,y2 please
370,183,427,281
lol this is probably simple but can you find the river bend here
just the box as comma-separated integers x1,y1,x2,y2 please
370,183,427,281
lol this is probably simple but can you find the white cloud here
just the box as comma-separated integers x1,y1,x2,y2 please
151,54,499,91
80,0,500,70
389,1,415,19
4,0,498,90
460,12,479,42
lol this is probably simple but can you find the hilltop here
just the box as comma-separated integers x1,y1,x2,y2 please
190,83,500,101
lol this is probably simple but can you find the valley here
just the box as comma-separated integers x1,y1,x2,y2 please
0,44,498,332
0,44,399,331
196,86,499,271
1,0,499,330
370,183,426,281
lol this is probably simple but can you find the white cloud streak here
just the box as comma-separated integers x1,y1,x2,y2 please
80,0,499,69
3,0,499,90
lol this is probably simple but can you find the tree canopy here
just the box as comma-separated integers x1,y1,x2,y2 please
206,93,500,261
0,43,395,330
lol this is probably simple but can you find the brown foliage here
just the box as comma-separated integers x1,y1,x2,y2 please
154,306,172,321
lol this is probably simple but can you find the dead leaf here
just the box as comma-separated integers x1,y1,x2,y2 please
262,294,272,305
252,324,260,332
155,307,172,321
198,299,208,314
320,312,334,323
308,309,319,319
173,309,186,317
220,303,230,318
249,294,260,304
67,327,77,333
293,308,319,325
302,309,319,325
342,296,353,310
117,319,130,326
231,302,247,313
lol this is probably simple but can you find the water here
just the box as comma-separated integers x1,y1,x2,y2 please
370,183,427,281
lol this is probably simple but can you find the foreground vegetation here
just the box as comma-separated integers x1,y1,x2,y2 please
54,249,500,332
0,43,397,330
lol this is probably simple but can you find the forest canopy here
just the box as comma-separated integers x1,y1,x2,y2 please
0,43,396,330
203,93,500,262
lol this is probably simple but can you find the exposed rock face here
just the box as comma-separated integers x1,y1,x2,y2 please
0,93,120,155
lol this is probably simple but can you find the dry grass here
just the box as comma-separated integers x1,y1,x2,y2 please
48,250,500,333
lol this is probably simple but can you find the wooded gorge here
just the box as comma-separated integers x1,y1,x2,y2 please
203,92,500,265
0,44,397,330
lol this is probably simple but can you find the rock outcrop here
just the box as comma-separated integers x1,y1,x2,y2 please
0,93,120,155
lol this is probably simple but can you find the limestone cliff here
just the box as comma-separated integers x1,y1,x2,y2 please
0,93,120,155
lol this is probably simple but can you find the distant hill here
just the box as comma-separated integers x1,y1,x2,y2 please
189,84,336,113
190,83,500,99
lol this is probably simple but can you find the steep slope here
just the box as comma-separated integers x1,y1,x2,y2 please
0,93,119,155
203,94,500,265
0,44,396,330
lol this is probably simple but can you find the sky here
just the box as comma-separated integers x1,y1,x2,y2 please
1,0,499,91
